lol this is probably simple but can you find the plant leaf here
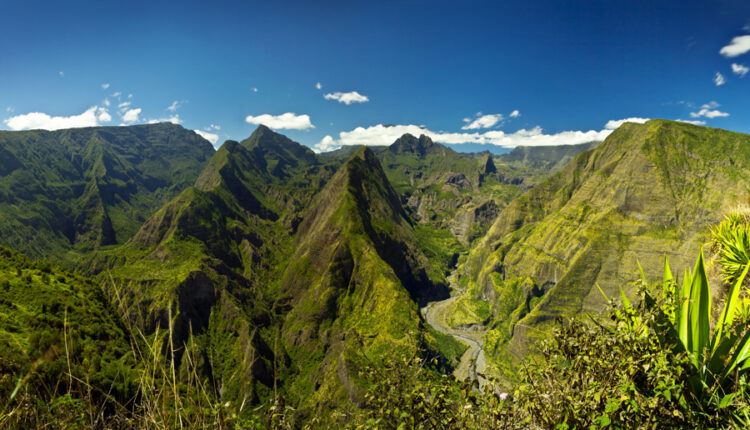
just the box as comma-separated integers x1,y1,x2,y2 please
713,262,750,354
688,249,711,360
678,267,692,352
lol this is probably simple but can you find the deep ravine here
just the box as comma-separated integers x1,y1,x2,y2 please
421,270,490,390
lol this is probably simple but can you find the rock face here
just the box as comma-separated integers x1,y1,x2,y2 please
388,133,452,157
464,119,750,361
483,154,497,175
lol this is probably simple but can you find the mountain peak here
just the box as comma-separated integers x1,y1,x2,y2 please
388,133,451,156
239,125,317,176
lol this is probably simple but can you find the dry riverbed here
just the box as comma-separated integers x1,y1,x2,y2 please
421,273,490,390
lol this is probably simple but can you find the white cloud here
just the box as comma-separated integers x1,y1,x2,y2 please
714,72,726,86
732,63,749,77
205,124,221,131
101,83,110,89
147,115,181,125
167,100,181,112
676,119,706,126
604,117,650,130
97,108,112,123
720,35,750,58
194,130,219,145
5,106,13,113
128,94,133,99
118,101,131,109
112,92,121,98
58,71,64,77
316,82,322,90
122,108,141,123
245,112,314,130
252,87,258,93
103,98,110,107
690,102,730,119
324,91,369,105
461,113,504,130
3,106,111,130
314,122,618,153
510,110,520,118
317,135,338,152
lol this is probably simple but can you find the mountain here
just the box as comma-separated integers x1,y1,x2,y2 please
277,147,454,413
0,121,626,422
499,141,600,171
90,133,310,405
0,123,214,265
240,124,318,177
388,133,453,157
89,128,463,417
457,119,750,377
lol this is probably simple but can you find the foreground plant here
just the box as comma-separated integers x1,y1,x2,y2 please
642,249,750,423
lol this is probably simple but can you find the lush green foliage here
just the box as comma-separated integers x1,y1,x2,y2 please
711,206,750,284
640,250,750,420
0,123,214,265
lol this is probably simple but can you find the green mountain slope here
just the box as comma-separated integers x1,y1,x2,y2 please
90,135,306,405
91,127,464,417
460,119,750,375
0,123,214,265
278,147,454,413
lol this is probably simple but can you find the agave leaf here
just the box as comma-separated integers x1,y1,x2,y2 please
713,262,750,353
708,332,740,377
725,329,750,375
663,256,673,292
689,249,711,359
662,256,676,324
678,267,692,352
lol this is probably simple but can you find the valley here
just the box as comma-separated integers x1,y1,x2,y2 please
421,270,489,389
3,119,750,427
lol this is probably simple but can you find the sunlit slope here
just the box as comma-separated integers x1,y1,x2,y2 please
278,146,454,411
462,119,750,363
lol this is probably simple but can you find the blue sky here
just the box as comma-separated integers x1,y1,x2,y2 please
2,0,750,153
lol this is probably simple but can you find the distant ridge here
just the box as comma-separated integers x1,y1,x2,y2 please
389,133,454,157
0,123,214,264
499,141,599,167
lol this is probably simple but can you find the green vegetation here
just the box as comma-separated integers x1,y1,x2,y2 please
0,123,214,266
6,119,713,426
462,119,750,371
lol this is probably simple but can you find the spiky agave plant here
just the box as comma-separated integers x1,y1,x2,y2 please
650,249,750,408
